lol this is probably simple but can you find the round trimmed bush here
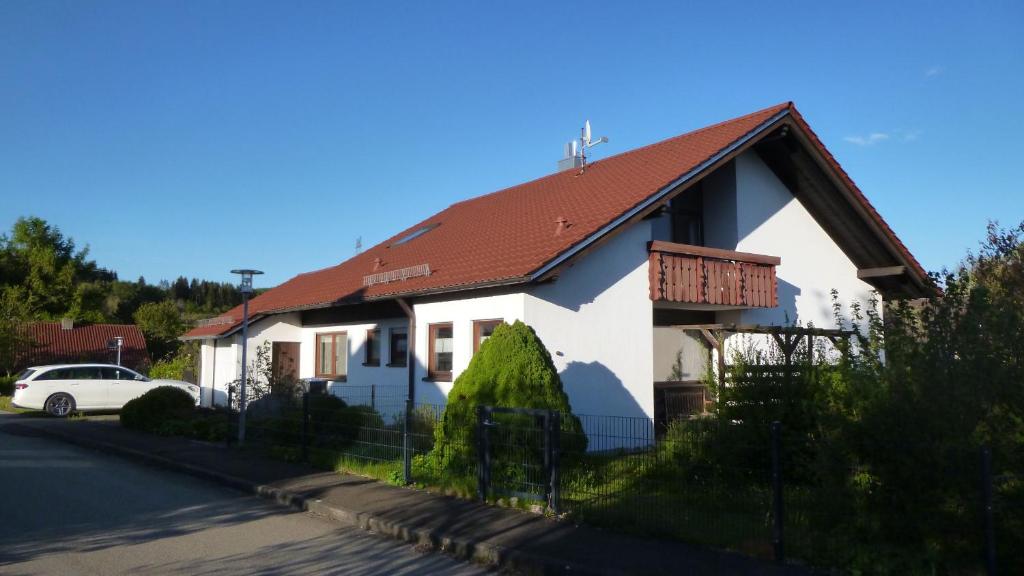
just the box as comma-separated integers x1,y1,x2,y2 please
427,320,586,476
121,386,196,432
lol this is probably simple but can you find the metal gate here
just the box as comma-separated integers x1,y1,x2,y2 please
476,406,561,514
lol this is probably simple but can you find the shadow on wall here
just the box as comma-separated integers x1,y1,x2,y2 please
560,361,646,418
732,277,801,326
560,361,654,450
530,230,649,313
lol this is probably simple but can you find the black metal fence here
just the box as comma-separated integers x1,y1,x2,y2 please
223,384,1014,573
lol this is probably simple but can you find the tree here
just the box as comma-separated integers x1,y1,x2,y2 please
133,300,185,361
705,220,1024,572
170,276,190,301
0,287,32,374
423,321,586,479
0,216,111,320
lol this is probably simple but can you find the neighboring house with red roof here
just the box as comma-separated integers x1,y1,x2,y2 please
15,320,150,373
184,102,931,425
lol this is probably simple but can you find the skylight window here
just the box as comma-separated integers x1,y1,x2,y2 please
391,223,439,247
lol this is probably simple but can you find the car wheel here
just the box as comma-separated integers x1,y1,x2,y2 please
45,393,76,417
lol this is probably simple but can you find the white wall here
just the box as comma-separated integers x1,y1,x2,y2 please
730,151,876,329
411,293,527,405
701,151,880,362
650,152,875,331
200,314,413,408
246,313,303,350
524,221,655,421
198,335,238,407
298,318,409,400
199,340,216,406
653,327,708,382
701,162,738,250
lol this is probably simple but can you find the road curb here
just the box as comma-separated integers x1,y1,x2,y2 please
8,422,610,576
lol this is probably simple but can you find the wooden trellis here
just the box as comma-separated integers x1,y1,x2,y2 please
670,323,859,388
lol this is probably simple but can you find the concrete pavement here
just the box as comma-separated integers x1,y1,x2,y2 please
0,421,488,575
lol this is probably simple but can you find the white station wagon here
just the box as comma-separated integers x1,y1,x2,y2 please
11,363,200,417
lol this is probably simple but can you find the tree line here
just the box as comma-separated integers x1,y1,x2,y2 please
1,216,245,371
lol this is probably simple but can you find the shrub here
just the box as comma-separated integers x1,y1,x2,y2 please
0,375,15,396
308,394,370,448
248,393,385,452
409,404,439,453
427,321,586,479
120,386,196,432
149,343,197,381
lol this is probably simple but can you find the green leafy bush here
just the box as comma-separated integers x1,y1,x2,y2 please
149,343,197,381
120,386,196,432
0,375,15,396
425,320,586,481
248,393,385,452
409,404,439,453
659,222,1024,573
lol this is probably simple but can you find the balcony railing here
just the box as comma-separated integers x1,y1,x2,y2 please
648,241,780,308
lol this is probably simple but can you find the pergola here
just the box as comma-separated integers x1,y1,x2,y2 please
670,323,860,387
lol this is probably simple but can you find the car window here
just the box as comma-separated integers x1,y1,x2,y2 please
70,367,102,380
100,367,144,380
17,368,36,380
124,369,147,381
36,369,69,380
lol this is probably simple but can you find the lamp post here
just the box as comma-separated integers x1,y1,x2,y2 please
231,268,263,445
107,336,124,366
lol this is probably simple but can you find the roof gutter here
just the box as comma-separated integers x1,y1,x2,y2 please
528,108,791,282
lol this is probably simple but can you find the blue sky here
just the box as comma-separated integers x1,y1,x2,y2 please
1,1,1021,287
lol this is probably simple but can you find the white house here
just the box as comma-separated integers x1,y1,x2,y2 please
183,102,931,428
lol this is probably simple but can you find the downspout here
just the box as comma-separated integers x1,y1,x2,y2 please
396,297,416,484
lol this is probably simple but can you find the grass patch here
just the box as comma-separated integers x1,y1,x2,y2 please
0,395,36,414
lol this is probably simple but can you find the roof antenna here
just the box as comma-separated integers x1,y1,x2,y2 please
557,120,609,173
577,120,609,173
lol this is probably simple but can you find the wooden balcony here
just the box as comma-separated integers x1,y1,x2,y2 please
648,241,780,308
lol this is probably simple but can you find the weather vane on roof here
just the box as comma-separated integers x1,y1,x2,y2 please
559,120,609,174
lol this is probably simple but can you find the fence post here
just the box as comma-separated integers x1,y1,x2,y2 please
371,384,376,413
301,392,310,463
771,420,785,564
226,385,234,448
982,446,996,576
403,398,413,485
542,412,551,501
477,405,488,502
549,410,561,515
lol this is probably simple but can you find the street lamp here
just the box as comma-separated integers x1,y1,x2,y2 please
231,268,263,445
107,336,124,366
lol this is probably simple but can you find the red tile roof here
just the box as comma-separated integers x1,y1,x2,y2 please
184,102,927,339
17,322,150,371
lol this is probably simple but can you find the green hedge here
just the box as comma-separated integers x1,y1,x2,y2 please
0,375,15,396
248,394,381,451
121,386,197,432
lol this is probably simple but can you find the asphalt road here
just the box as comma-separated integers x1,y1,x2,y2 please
0,418,489,575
